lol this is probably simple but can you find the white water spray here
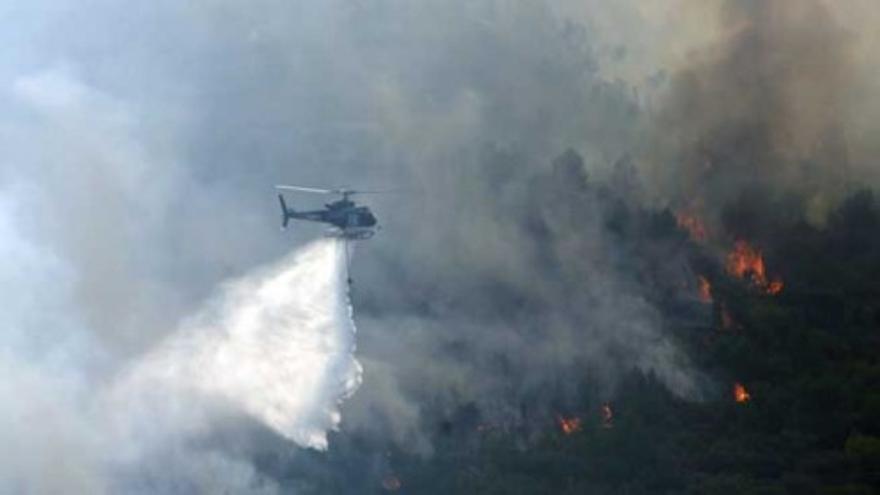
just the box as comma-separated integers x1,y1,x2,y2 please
115,238,362,450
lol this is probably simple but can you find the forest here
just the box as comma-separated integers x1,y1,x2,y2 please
272,153,880,495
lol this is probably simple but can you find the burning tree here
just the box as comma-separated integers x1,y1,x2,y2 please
557,415,582,435
733,382,751,403
726,241,784,295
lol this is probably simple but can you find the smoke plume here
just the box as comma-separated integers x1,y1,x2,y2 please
644,0,875,226
2,0,879,491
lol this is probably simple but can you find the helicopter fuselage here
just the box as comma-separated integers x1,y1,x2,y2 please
279,196,377,239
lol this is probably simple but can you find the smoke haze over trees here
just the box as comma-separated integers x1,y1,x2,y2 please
1,0,879,492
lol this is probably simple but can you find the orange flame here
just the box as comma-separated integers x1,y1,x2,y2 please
698,275,713,303
557,415,582,435
601,403,614,429
676,212,707,241
733,382,751,403
726,241,767,281
726,241,784,295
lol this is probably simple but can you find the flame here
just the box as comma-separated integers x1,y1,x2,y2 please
726,241,767,282
726,240,784,294
676,211,707,241
733,382,751,403
557,415,582,435
382,475,402,492
698,275,713,303
601,403,614,429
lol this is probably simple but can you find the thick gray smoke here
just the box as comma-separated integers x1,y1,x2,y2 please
2,0,878,491
643,0,866,228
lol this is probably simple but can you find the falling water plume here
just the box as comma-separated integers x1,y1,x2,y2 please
115,238,362,451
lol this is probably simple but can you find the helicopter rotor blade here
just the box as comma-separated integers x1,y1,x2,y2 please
345,189,408,195
275,184,410,196
275,185,340,194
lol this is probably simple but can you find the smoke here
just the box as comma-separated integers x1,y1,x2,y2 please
643,0,879,225
2,0,879,490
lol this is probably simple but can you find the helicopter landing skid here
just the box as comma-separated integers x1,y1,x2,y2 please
325,228,375,240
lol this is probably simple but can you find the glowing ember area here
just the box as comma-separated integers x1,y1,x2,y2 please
382,475,402,492
726,240,784,294
557,415,582,435
601,403,614,429
766,279,784,295
676,212,707,241
698,275,713,303
734,382,751,403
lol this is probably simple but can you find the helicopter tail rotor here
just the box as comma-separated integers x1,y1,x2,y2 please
278,194,293,229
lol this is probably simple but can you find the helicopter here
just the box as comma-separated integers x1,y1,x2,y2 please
275,185,380,239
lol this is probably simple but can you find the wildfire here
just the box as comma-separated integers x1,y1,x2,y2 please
601,403,614,429
557,415,582,435
697,275,713,303
733,382,751,403
726,240,784,295
676,211,707,241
